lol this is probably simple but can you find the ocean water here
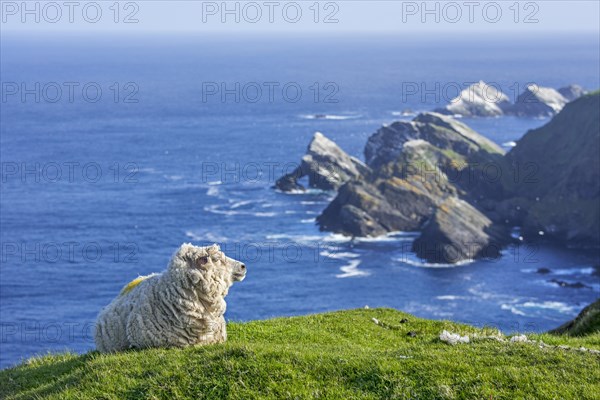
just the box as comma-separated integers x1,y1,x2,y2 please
1,33,599,369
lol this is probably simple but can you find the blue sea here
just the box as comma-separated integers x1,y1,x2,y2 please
1,33,599,369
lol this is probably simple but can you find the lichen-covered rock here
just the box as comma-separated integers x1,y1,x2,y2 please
364,112,503,168
275,132,369,192
412,197,508,263
318,113,508,262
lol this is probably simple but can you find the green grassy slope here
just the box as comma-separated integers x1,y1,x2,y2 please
1,308,599,399
550,298,600,337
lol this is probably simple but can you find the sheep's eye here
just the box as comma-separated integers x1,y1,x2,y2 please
194,256,209,269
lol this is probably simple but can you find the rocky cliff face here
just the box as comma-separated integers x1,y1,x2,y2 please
503,91,600,246
274,132,370,192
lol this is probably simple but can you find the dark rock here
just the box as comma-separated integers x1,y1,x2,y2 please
319,112,508,262
400,318,409,323
275,132,369,192
407,331,417,337
548,279,591,289
504,91,600,247
536,268,552,274
412,197,508,263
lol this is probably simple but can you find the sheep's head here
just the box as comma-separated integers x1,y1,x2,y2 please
170,243,246,294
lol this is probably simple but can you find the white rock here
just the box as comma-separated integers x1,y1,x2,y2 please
440,330,470,345
510,335,529,343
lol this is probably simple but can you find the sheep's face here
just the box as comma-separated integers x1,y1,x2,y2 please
172,243,246,291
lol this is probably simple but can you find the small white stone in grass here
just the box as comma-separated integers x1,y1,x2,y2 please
364,305,370,309
510,335,529,343
440,330,470,345
372,318,379,325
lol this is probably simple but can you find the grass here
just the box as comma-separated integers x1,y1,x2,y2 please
1,308,599,399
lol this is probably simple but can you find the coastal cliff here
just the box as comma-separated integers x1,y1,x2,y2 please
276,91,600,263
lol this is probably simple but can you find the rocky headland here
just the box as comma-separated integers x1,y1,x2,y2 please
276,91,600,264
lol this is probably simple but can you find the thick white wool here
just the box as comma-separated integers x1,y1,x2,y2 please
94,243,246,352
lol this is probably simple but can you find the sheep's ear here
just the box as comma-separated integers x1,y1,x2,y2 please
207,244,220,254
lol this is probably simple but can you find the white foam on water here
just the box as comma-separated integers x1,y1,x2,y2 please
400,256,474,269
336,259,370,278
436,295,467,301
206,186,220,197
185,231,228,243
320,251,360,260
501,304,528,316
520,301,576,314
300,114,361,120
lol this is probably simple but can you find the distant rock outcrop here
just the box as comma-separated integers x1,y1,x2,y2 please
557,84,586,101
506,85,568,117
274,132,370,192
434,81,585,118
434,81,511,117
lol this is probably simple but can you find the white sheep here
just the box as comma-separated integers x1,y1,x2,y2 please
94,243,246,352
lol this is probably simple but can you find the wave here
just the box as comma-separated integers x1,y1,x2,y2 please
502,141,517,148
336,259,369,278
163,175,184,181
320,251,360,260
399,254,474,268
391,110,417,117
519,301,576,314
185,231,228,243
501,304,528,316
300,114,361,120
355,231,418,243
275,188,334,196
206,186,220,197
436,295,468,301
203,204,277,217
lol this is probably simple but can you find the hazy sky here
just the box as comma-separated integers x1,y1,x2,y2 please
1,1,599,34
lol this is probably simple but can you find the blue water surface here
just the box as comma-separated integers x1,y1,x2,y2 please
1,32,599,368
